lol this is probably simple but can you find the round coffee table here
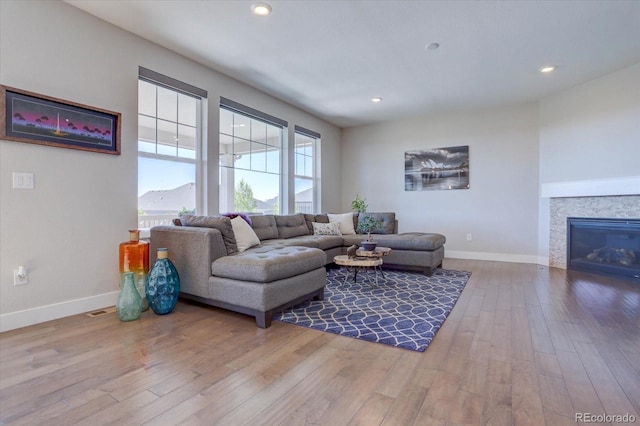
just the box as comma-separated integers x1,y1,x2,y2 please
334,247,391,285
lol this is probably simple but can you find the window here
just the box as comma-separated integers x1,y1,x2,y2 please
219,98,286,214
294,126,320,214
137,67,206,228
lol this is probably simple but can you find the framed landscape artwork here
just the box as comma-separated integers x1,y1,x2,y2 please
405,145,470,191
0,85,121,155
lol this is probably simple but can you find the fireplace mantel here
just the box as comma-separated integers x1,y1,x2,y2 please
541,176,640,198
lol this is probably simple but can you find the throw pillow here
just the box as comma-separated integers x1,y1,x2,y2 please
231,216,260,252
312,221,342,236
328,212,356,235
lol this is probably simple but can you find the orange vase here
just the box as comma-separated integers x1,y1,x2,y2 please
119,230,149,311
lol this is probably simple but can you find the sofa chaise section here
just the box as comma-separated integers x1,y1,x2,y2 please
150,224,327,327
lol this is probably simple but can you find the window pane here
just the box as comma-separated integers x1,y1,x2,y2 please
304,156,313,178
295,177,313,214
295,153,304,175
138,115,156,151
266,124,281,146
233,114,251,140
234,170,280,214
178,94,197,126
138,157,196,226
157,120,177,156
250,142,266,172
220,108,234,136
157,87,177,122
138,80,156,117
177,125,196,159
266,146,280,174
251,119,267,144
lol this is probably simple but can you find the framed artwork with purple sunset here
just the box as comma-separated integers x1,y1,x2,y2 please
1,85,121,155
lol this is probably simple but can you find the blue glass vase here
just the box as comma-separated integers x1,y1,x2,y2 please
117,272,142,321
146,248,180,315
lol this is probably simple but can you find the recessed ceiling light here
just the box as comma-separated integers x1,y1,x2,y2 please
539,65,557,73
252,2,272,16
371,97,382,103
426,43,440,51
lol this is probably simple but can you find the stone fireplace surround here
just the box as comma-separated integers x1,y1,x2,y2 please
549,195,640,269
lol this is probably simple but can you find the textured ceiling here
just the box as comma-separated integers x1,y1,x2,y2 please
66,0,640,128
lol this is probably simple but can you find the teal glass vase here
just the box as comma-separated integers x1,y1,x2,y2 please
116,272,143,321
146,248,180,315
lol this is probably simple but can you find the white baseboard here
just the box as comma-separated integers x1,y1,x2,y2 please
0,291,119,333
446,250,548,266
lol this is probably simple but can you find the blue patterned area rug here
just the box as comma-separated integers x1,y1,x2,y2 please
274,268,471,352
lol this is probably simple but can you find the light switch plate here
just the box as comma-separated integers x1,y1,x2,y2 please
12,172,34,189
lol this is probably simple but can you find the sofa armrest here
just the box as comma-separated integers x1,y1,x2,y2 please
150,226,227,299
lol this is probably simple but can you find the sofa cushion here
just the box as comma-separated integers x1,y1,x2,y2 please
342,232,446,251
328,212,356,235
275,213,310,239
312,222,342,236
270,235,342,250
305,213,330,234
178,214,238,255
212,245,326,283
231,216,261,252
250,215,279,240
358,212,396,234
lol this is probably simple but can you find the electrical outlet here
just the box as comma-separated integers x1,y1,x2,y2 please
466,233,473,241
14,269,28,286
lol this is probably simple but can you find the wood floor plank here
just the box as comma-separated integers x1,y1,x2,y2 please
555,350,607,417
380,383,429,426
1,259,638,425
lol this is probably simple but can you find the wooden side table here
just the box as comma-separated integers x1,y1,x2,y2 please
333,255,384,285
356,246,392,258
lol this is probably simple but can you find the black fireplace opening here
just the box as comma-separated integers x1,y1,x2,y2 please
567,217,640,280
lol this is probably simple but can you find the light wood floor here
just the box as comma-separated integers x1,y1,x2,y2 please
1,259,639,425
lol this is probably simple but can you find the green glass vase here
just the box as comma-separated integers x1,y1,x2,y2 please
117,272,143,321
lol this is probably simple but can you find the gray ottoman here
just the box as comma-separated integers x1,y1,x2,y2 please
342,232,446,275
202,245,327,327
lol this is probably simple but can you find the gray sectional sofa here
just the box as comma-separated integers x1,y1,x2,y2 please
150,212,445,328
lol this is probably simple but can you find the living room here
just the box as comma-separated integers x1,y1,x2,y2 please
1,1,639,424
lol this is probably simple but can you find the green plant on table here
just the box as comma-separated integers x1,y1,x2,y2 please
357,214,382,242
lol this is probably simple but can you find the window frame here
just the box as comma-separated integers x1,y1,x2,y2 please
293,125,320,214
218,98,288,215
137,68,207,230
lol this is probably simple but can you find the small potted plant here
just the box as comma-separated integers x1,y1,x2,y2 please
357,214,382,251
351,194,368,213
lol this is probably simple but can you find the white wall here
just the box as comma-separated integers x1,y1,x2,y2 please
341,103,541,263
539,63,640,184
0,1,341,331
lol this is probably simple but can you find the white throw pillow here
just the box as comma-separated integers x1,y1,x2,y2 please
327,212,356,235
231,216,260,252
312,221,342,236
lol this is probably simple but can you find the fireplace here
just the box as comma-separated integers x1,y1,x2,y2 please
567,217,640,280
